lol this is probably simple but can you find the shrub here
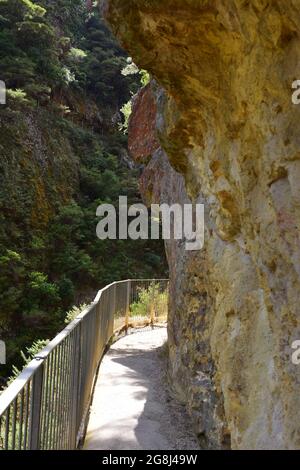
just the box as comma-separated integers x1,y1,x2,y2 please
130,283,168,319
64,303,89,324
119,100,132,134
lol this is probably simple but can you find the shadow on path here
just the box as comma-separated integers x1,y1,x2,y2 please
84,328,200,450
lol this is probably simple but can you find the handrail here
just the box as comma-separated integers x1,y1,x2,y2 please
0,279,169,450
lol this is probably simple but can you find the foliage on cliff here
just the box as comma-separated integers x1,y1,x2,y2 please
0,0,167,378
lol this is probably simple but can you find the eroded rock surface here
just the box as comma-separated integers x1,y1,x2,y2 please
104,0,300,449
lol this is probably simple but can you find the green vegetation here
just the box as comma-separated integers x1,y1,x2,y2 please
7,339,49,386
64,303,89,324
120,100,132,133
0,0,167,379
130,283,168,320
120,58,150,134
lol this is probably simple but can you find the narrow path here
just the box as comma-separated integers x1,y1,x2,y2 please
84,327,200,450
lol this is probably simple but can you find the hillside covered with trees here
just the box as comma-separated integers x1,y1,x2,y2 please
0,0,167,379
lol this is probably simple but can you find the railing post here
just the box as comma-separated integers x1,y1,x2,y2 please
125,280,131,333
29,363,44,450
111,283,116,334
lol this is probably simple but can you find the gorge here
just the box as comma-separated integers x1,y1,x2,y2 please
0,0,167,379
1,0,300,452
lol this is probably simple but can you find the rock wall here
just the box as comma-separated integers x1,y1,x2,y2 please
104,0,300,449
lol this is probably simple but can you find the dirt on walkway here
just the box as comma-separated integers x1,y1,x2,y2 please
84,327,200,450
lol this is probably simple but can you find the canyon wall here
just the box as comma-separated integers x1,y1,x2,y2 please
104,0,300,449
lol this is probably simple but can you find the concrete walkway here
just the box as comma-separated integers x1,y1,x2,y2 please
84,327,200,450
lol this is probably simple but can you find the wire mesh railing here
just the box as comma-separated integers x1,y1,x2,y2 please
0,279,169,450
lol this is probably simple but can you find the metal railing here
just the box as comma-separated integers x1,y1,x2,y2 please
0,279,168,450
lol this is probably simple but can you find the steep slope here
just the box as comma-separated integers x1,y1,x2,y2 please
0,1,167,378
104,0,300,449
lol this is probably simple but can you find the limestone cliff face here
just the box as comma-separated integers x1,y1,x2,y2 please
104,1,300,449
